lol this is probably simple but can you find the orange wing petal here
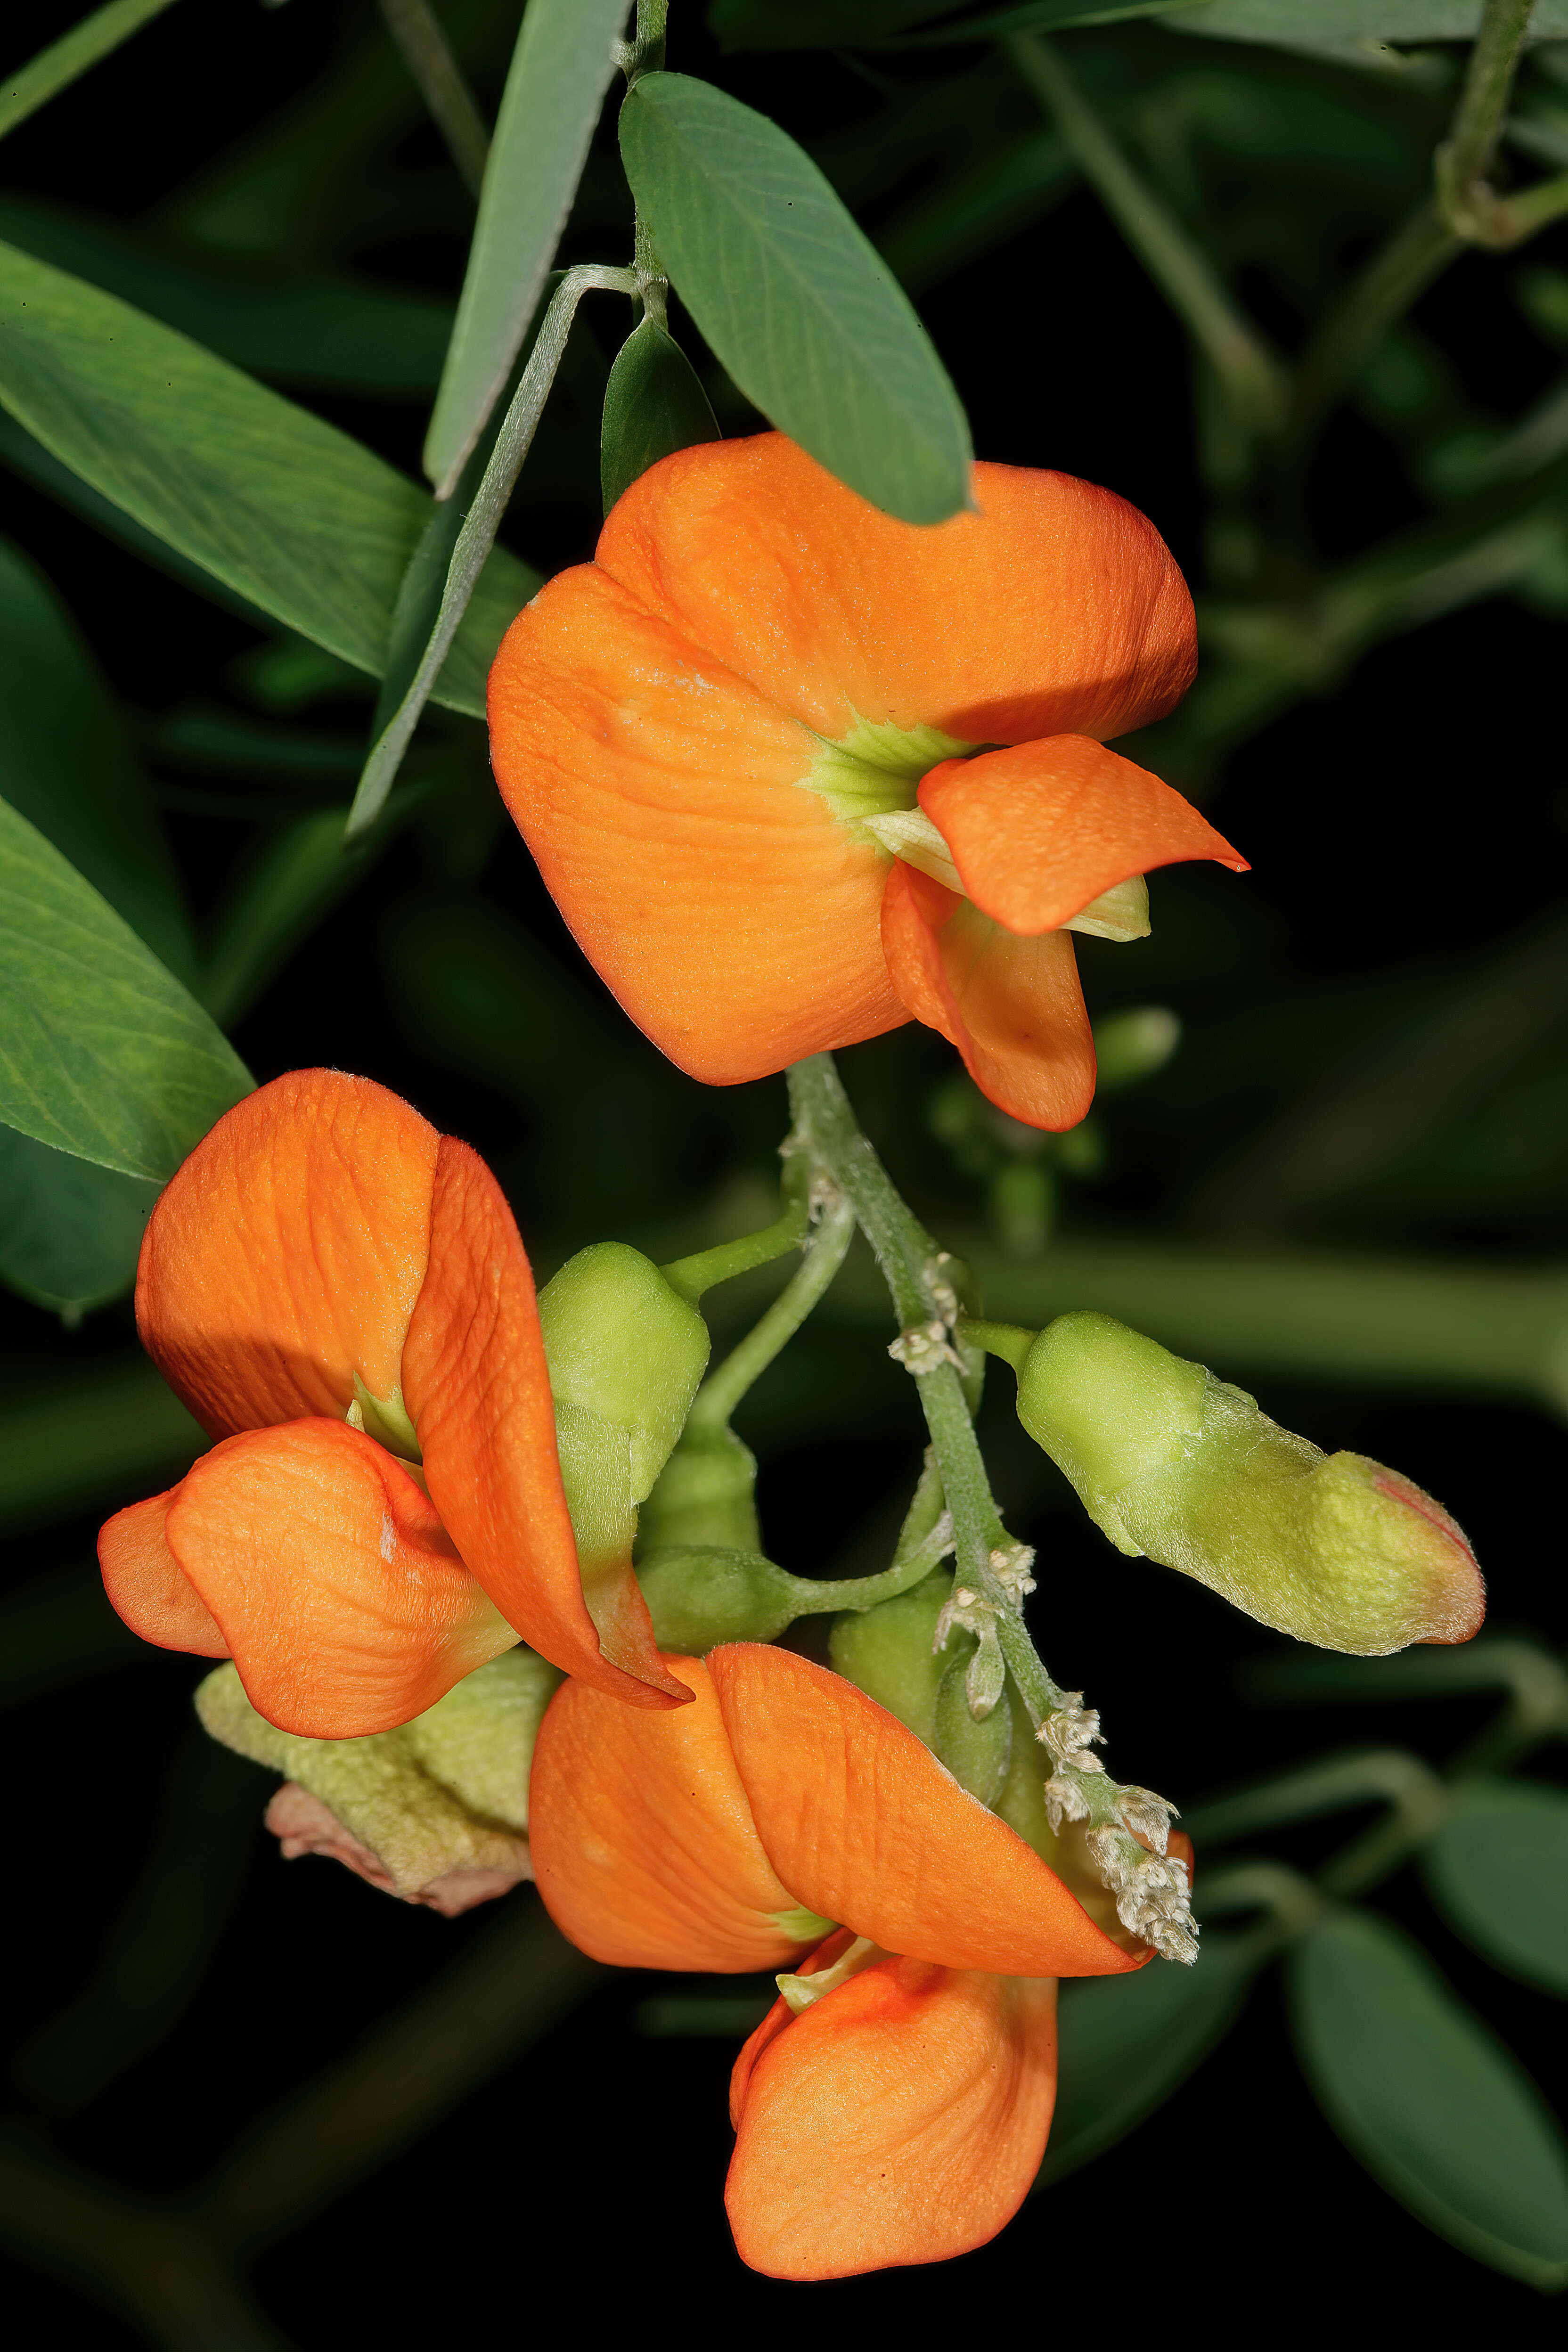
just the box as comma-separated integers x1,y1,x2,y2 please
487,564,903,1085
529,1655,823,1970
403,1138,687,1709
709,1645,1145,1976
881,863,1097,1131
98,1488,228,1656
920,736,1246,935
163,1418,514,1737
595,434,1195,745
726,1957,1058,2279
136,1070,439,1439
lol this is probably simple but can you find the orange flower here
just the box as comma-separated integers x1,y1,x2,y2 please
98,1070,686,1735
488,433,1244,1127
529,1641,1156,2278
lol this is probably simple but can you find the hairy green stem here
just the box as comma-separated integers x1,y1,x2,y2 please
1436,0,1539,242
1007,32,1286,433
688,1193,856,1430
377,0,491,200
661,1174,812,1304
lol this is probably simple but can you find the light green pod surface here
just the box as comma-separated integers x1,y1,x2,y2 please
1018,1312,1483,1656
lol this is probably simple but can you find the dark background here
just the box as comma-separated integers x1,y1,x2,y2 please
2,0,1565,2339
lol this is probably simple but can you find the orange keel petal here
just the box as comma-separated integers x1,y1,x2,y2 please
136,1070,439,1440
726,1958,1058,2280
487,564,903,1084
403,1138,687,1709
595,434,1196,745
164,1418,513,1737
98,1488,228,1657
919,735,1246,936
529,1655,821,1971
881,863,1097,1131
709,1646,1145,1976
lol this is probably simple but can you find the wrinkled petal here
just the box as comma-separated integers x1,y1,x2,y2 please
136,1070,438,1440
163,1419,514,1738
487,564,902,1084
881,863,1097,1130
919,735,1246,936
726,1955,1058,2280
98,1488,227,1657
709,1646,1146,1976
529,1654,820,1970
403,1139,687,1709
594,434,1195,745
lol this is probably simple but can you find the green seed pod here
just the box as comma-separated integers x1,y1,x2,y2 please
539,1243,711,1573
196,1649,559,1911
1014,1312,1484,1656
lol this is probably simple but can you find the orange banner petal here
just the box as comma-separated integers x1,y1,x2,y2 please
163,1418,514,1737
137,1071,439,1440
709,1646,1146,1976
919,736,1246,936
595,434,1195,746
488,564,903,1084
98,1488,228,1657
881,863,1097,1131
529,1655,822,1970
403,1139,687,1709
726,1957,1058,2279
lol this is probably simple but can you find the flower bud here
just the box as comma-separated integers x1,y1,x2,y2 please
1013,1312,1484,1655
637,1544,800,1650
196,1647,560,1912
636,1423,761,1555
829,1571,951,1744
539,1243,711,1569
932,1646,1012,1807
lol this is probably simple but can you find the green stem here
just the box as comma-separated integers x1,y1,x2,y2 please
1435,0,1539,242
1006,32,1286,433
0,0,179,147
346,261,635,841
376,0,490,200
687,1193,855,1430
1185,1749,1449,1858
1289,204,1460,442
661,1181,812,1305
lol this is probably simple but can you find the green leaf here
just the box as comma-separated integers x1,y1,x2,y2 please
711,1,1201,45
1289,1909,1568,2290
0,239,539,720
1170,1,1568,54
0,0,179,145
0,536,192,981
0,1127,159,1318
1422,1779,1568,1998
620,74,972,523
600,316,721,516
1039,1930,1258,2183
424,0,630,496
0,795,252,1183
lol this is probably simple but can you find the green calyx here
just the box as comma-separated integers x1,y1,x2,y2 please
539,1242,711,1568
637,1536,947,1656
196,1649,560,1906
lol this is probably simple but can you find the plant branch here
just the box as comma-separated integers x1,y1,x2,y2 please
688,1192,856,1431
1435,0,1540,243
1006,32,1287,433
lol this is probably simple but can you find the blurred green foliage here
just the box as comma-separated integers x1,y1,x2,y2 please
1,0,1567,2338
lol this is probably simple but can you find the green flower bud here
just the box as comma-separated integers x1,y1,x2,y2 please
636,1422,761,1555
196,1649,560,1912
637,1544,799,1650
1013,1312,1484,1656
932,1647,1012,1807
829,1570,952,1744
539,1243,711,1571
